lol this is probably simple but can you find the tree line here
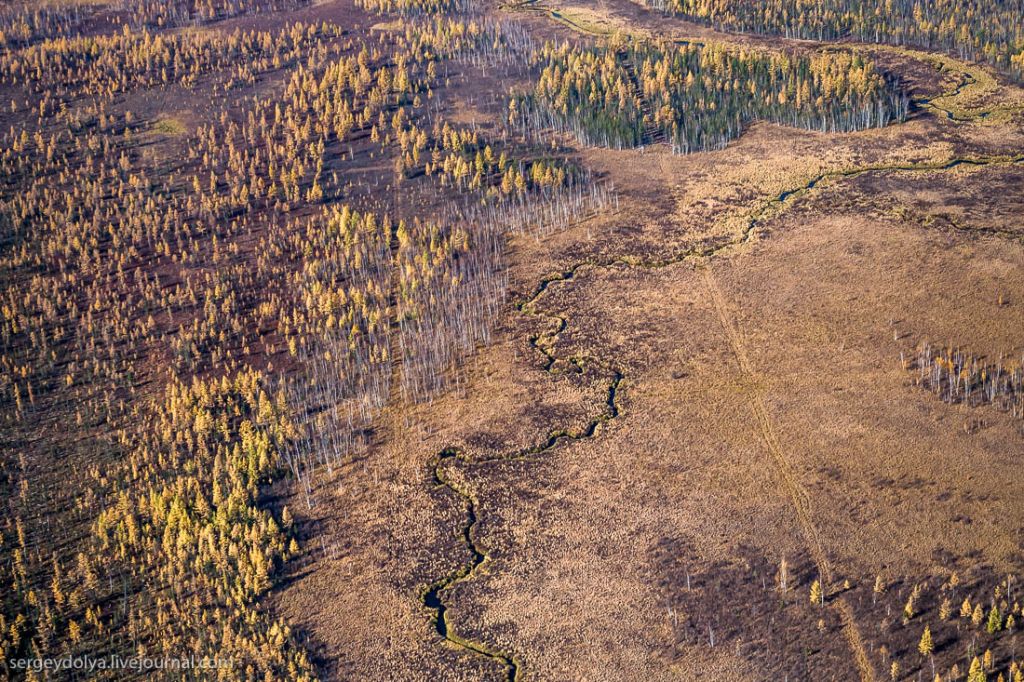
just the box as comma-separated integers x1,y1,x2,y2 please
647,0,1024,81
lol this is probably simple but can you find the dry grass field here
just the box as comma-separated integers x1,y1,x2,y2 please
2,0,1023,680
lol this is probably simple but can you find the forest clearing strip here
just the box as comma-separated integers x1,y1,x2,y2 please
702,268,876,682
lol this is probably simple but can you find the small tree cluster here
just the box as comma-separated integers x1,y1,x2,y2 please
512,38,908,153
910,344,1024,420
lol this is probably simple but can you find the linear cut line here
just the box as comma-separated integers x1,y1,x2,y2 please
702,268,876,682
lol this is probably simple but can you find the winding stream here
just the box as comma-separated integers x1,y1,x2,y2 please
420,273,623,679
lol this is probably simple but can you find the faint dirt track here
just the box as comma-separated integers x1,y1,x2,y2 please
702,268,876,682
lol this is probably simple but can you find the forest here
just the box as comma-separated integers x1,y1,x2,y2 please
0,7,611,677
513,38,909,152
646,0,1024,80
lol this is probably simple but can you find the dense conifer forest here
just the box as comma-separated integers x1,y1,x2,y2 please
513,39,909,152
646,0,1024,80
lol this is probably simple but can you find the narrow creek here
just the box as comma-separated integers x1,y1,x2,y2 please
419,266,624,679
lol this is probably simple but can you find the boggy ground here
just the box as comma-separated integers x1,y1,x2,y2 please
271,3,1024,681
